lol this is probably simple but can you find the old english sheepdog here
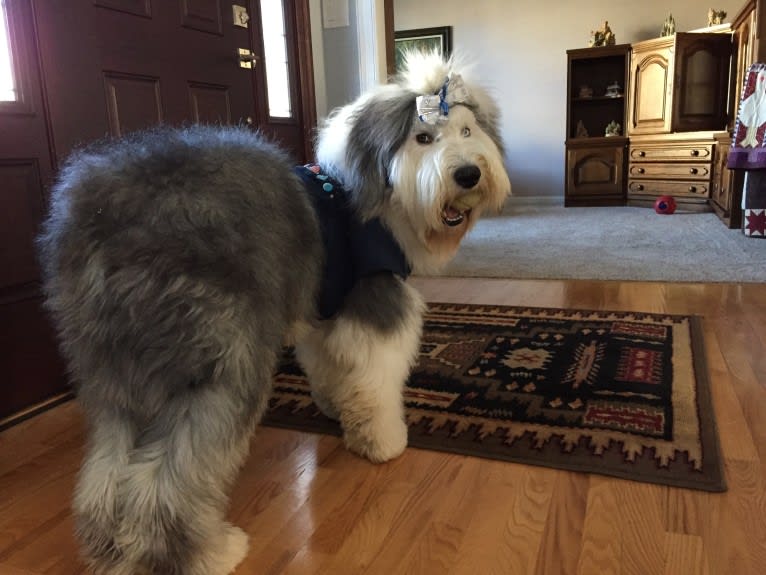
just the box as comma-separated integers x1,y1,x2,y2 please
37,51,511,574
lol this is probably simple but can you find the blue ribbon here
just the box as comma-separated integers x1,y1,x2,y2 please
416,74,470,124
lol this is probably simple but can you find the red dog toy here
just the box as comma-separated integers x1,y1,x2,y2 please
654,195,677,214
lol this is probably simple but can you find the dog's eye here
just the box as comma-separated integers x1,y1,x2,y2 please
416,133,433,145
462,127,471,137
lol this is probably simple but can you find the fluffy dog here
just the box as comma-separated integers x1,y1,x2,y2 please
37,51,511,574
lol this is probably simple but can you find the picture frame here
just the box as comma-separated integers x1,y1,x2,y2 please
394,26,453,73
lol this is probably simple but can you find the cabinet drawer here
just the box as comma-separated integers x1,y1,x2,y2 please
628,179,710,197
629,143,713,162
628,163,711,180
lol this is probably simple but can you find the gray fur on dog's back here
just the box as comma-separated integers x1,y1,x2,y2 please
37,126,322,574
39,126,320,408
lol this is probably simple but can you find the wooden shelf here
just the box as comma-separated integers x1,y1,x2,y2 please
565,43,630,205
572,96,625,102
566,136,628,145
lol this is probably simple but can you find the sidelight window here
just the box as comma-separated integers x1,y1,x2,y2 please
0,0,16,102
260,0,292,118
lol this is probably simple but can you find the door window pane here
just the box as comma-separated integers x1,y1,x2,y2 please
1,0,17,102
261,0,291,118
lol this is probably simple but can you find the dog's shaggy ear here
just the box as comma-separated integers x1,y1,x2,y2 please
317,85,416,220
344,87,416,218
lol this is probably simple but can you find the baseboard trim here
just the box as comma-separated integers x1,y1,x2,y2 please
504,195,563,207
0,391,75,432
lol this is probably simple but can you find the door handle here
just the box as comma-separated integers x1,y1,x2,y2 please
238,48,258,69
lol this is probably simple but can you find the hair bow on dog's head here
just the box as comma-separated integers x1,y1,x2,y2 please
416,74,470,124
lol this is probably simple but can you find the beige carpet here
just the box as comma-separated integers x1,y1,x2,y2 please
439,206,766,283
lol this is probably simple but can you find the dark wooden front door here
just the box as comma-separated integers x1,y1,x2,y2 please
0,0,66,421
35,0,262,158
0,0,315,423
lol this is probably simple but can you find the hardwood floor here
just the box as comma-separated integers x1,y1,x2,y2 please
1,277,764,575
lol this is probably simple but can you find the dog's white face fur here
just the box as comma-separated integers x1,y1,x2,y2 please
316,51,511,274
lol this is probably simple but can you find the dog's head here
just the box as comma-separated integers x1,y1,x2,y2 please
316,50,511,273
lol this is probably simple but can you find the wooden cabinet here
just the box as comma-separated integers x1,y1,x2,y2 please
731,1,757,126
708,1,758,229
565,44,630,205
711,133,744,228
626,31,732,214
566,137,627,205
561,5,759,221
627,33,732,136
627,134,715,210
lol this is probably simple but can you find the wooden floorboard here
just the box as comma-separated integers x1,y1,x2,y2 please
0,277,764,574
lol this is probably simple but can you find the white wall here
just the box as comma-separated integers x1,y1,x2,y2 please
394,0,743,199
320,0,362,113
314,0,388,116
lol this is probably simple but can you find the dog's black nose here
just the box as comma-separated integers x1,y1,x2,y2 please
454,165,481,189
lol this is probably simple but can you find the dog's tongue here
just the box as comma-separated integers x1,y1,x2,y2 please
444,206,461,219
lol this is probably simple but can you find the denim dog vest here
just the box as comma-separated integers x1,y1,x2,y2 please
293,164,411,319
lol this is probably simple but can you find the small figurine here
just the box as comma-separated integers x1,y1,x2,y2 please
605,121,621,137
579,85,593,98
605,81,622,98
708,8,727,26
576,120,589,138
661,13,676,37
589,21,616,47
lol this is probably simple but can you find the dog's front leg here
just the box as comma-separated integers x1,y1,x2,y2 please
296,275,425,463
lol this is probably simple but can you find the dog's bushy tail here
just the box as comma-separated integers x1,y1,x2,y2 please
36,124,320,573
74,355,273,575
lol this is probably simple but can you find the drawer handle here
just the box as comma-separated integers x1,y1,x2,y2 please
637,167,645,174
636,184,644,191
689,168,698,174
638,151,646,157
689,186,697,193
690,149,700,157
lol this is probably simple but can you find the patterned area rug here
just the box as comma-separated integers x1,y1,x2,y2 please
263,303,726,492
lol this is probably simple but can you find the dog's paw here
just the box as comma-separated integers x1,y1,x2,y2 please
343,416,408,463
311,390,340,420
196,523,249,575
220,524,249,574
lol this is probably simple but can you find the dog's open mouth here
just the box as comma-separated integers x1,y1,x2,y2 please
441,205,471,227
442,191,482,227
